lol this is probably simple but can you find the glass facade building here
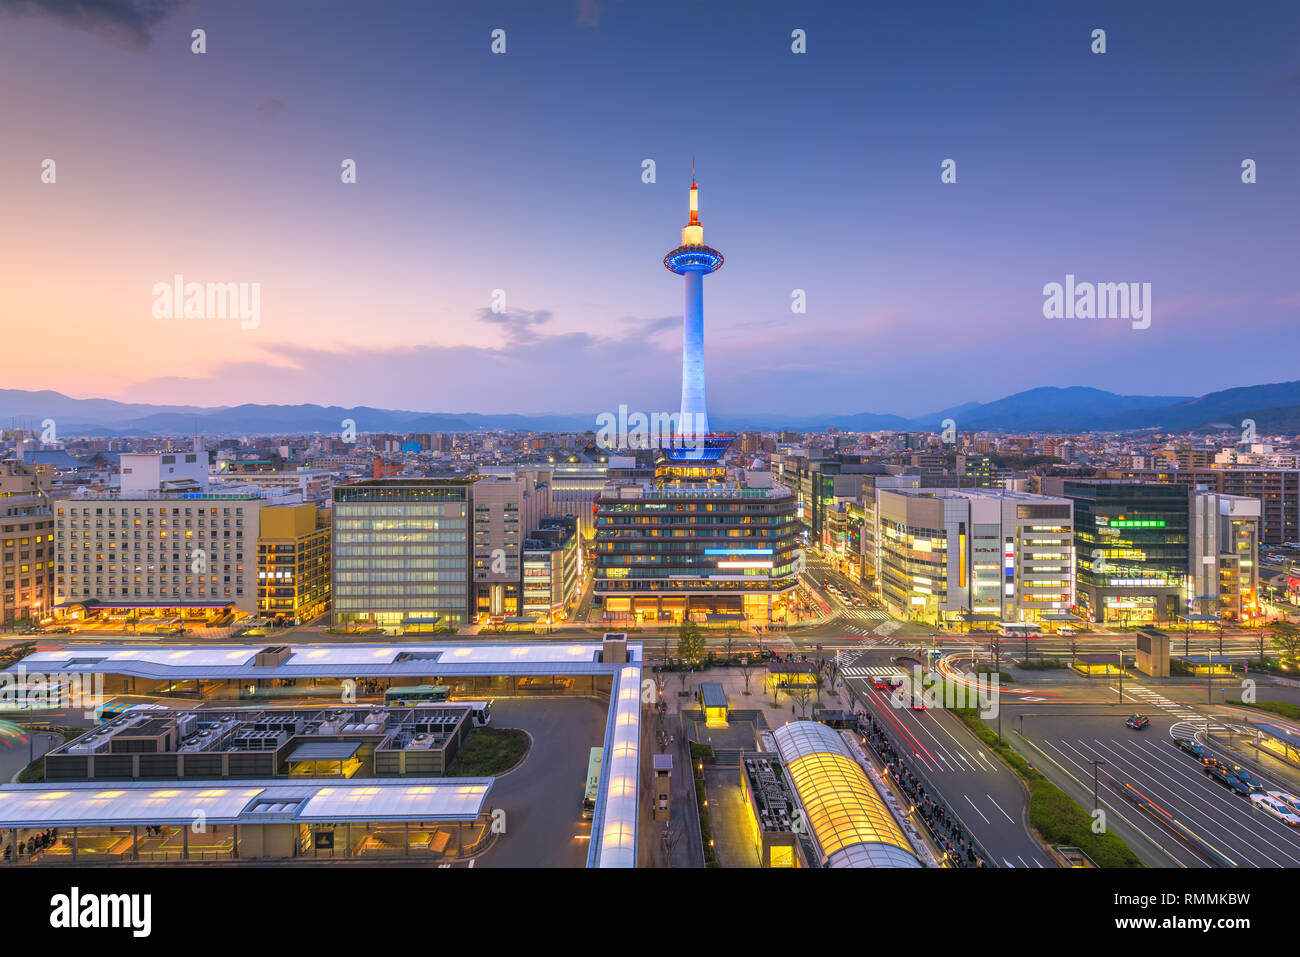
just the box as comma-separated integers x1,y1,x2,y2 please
1061,480,1189,625
331,479,473,630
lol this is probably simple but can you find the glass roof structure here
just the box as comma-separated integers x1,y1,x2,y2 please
0,778,493,828
772,721,921,869
5,641,641,681
587,662,641,868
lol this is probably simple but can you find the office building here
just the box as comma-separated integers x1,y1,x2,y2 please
118,451,208,494
257,503,331,623
1112,466,1300,546
876,487,1074,628
1189,488,1261,622
522,518,580,622
471,471,550,622
1044,478,1189,626
0,465,54,625
331,478,473,631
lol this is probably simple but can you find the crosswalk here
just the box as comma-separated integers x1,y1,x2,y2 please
844,665,908,677
842,623,901,641
1127,684,1224,728
839,608,892,622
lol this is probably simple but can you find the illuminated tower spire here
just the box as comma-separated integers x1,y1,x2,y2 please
663,168,726,462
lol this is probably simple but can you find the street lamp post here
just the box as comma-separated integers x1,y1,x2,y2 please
1089,758,1106,810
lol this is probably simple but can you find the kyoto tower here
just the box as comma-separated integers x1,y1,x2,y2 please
663,167,729,462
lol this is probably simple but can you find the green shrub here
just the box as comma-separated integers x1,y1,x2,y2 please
954,709,1143,868
1226,699,1300,721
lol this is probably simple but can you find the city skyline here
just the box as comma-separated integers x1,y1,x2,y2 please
2,0,1296,417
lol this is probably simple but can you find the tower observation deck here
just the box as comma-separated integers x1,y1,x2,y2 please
663,171,731,463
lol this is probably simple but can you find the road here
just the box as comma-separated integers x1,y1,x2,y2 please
1011,706,1300,868
840,647,1054,868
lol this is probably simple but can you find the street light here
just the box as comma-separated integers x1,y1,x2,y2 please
1089,758,1106,810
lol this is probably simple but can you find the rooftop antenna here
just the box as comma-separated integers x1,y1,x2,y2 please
691,155,696,187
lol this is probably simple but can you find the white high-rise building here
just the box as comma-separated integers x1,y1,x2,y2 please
876,488,1075,628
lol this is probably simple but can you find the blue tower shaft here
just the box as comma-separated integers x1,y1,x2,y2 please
679,268,708,439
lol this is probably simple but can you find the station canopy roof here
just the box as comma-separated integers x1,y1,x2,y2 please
5,640,642,682
1250,721,1300,750
773,722,920,869
0,778,492,828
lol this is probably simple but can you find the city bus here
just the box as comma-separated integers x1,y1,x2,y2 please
998,622,1042,640
384,685,450,706
582,746,603,819
459,700,493,727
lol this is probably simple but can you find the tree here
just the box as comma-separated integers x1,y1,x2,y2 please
1271,621,1300,663
738,655,754,695
676,620,704,668
724,633,734,665
788,684,814,719
662,823,681,868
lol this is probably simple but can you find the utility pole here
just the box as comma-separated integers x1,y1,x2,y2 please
1089,758,1106,810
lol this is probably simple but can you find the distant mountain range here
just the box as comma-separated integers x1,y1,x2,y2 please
1,380,1298,437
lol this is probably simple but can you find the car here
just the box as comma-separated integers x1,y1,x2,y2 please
872,677,890,691
1266,790,1300,814
1251,794,1300,826
910,697,927,711
1205,764,1252,796
1228,766,1265,792
1057,626,1076,636
1125,714,1149,730
1173,737,1207,759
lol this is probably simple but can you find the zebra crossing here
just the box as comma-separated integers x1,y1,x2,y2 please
843,665,909,677
841,623,901,641
837,608,902,639
840,607,892,622
1127,684,1223,728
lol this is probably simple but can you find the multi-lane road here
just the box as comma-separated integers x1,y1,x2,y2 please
840,645,1054,867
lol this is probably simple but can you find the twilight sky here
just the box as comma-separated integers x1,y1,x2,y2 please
1,0,1297,420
